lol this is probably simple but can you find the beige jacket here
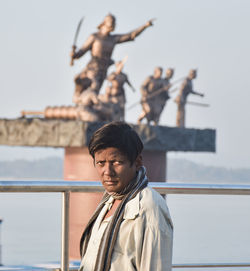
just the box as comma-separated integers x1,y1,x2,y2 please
109,187,173,271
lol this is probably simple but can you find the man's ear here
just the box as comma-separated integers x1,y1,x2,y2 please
135,155,143,170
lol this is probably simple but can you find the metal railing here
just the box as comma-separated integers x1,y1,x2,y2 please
1,180,250,271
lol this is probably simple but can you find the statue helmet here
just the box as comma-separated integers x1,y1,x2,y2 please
98,13,116,31
153,66,163,78
189,69,197,78
166,68,174,79
154,66,163,73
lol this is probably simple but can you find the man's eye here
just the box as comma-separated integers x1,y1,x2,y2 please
96,161,105,166
113,161,122,165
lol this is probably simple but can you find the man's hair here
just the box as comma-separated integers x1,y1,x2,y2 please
88,122,143,165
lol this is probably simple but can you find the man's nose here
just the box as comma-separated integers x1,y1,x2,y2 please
104,162,115,175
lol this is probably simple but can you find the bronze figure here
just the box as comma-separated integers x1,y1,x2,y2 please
137,67,164,125
156,68,174,122
175,69,204,127
105,58,135,121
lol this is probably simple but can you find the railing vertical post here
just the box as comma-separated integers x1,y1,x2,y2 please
61,191,70,271
0,218,2,266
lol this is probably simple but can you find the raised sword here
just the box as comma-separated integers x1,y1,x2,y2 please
70,17,84,66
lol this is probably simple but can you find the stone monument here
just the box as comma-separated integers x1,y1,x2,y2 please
0,14,216,260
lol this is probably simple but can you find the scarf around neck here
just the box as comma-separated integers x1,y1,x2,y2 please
79,166,148,271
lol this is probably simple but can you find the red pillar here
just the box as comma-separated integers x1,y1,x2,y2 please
64,147,166,259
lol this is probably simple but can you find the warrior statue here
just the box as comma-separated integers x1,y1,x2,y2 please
175,69,204,127
71,14,153,107
104,58,136,121
156,68,174,122
137,67,164,125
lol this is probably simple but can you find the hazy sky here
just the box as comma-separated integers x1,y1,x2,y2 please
0,0,249,169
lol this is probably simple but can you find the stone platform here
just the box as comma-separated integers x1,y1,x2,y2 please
0,118,215,152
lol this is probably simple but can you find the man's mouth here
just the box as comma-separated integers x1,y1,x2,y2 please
104,180,118,185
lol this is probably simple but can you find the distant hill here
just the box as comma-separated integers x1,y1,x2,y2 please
0,157,249,184
0,157,63,179
168,158,250,184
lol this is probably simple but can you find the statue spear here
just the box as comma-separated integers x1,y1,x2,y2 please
70,17,84,66
186,101,210,107
126,77,184,110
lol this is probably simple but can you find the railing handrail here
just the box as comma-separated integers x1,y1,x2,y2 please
1,180,250,271
0,180,250,195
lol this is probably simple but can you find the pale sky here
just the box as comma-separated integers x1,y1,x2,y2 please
0,0,249,169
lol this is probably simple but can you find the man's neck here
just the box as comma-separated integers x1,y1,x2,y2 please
104,199,121,219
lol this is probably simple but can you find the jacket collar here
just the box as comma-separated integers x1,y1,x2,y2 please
123,192,140,219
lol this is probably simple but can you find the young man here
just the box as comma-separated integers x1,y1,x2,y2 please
79,122,173,271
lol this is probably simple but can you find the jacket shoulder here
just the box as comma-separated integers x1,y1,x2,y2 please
140,187,166,209
139,187,173,229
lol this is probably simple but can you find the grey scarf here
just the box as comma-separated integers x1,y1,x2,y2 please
79,166,148,271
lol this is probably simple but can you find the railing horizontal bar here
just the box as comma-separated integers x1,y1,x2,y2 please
2,262,249,271
151,183,250,195
172,262,250,268
0,181,105,193
0,181,250,195
62,262,250,271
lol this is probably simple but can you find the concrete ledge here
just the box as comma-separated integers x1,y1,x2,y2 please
0,118,216,152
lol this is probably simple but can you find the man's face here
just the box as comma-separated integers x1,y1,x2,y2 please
94,147,142,193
